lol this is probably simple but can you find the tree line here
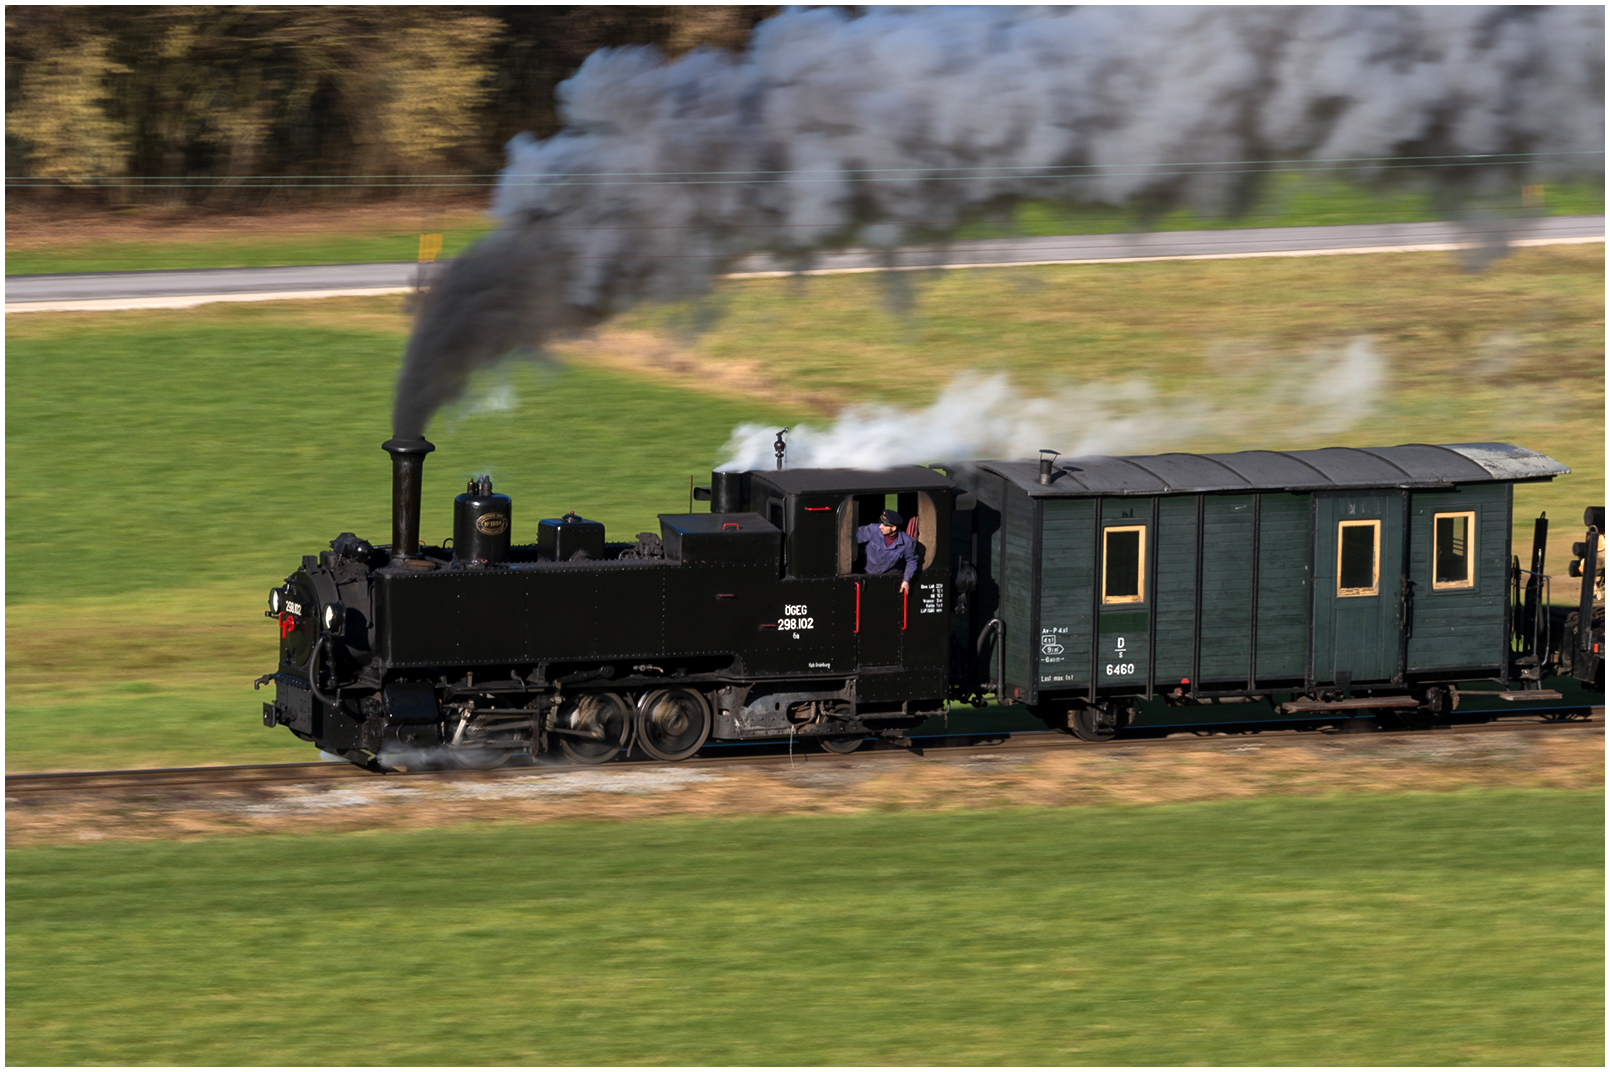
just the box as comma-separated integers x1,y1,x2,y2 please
5,6,776,206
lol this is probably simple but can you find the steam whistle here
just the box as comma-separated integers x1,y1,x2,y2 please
775,428,789,470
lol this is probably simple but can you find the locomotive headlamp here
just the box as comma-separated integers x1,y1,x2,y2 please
269,588,284,614
323,602,346,632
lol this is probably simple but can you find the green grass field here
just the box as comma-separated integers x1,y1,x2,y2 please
6,228,1603,1068
6,791,1602,1065
7,176,1601,275
6,245,1602,771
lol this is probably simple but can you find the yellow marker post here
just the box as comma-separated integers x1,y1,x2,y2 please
418,233,444,263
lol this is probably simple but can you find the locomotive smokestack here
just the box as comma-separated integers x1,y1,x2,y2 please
382,436,435,560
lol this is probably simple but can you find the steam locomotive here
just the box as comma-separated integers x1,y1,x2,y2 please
259,437,1603,771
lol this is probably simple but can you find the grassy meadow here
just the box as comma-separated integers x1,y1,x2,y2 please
7,792,1603,1065
5,243,1603,771
6,233,1604,1069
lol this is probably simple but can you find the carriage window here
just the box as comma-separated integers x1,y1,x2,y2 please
1433,511,1475,589
1102,526,1145,604
1337,520,1380,596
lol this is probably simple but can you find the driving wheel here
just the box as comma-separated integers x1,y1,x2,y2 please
556,693,630,764
637,688,711,761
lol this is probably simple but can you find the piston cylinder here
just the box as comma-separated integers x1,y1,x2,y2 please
453,476,511,564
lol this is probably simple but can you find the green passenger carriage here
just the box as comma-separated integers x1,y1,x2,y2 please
949,443,1578,740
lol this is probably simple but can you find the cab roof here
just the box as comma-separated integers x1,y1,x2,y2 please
746,465,955,495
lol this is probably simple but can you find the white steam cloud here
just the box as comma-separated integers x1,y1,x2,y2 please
393,5,1603,437
719,336,1386,470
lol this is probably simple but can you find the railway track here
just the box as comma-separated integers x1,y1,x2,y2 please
8,709,1600,797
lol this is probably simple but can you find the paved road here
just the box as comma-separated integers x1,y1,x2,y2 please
7,215,1602,313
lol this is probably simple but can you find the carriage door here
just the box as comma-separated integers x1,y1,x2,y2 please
1313,492,1404,687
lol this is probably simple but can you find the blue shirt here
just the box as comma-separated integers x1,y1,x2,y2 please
857,523,919,582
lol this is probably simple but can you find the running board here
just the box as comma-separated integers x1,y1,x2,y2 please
1496,690,1564,701
1279,696,1418,714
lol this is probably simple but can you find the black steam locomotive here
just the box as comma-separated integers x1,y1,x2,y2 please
259,437,1603,771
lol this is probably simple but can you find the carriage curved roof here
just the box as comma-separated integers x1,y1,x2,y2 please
965,443,1569,498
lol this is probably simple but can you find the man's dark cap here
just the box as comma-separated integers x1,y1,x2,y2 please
880,509,904,527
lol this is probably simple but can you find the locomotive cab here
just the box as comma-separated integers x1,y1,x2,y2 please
688,465,959,735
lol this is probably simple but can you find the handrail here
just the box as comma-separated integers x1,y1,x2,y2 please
977,618,1004,696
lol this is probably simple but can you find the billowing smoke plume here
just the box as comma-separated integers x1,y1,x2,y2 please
392,5,1604,437
720,336,1386,470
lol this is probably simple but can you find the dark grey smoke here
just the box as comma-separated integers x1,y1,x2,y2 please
391,5,1604,437
393,218,608,440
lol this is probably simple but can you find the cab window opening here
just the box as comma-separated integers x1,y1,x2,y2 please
1102,525,1145,605
833,492,934,578
896,490,939,570
839,494,884,575
1337,519,1380,596
1433,511,1475,589
837,497,856,575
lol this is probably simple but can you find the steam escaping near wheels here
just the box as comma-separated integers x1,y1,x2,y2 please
390,6,1604,437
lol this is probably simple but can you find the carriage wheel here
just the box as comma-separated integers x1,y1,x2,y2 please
1069,702,1125,742
637,688,712,761
556,693,630,765
819,735,866,755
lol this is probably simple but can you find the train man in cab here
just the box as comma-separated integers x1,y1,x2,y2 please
858,509,919,594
